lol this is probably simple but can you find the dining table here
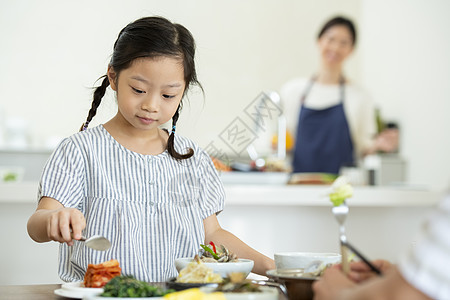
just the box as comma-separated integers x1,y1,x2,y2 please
0,283,168,300
0,284,63,300
0,283,287,299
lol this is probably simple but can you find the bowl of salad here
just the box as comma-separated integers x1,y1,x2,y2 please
175,242,254,278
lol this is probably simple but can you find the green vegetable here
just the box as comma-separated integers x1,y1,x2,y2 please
200,243,220,260
329,176,353,206
3,172,17,182
101,275,174,297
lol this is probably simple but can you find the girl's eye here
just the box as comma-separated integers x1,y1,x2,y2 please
163,94,175,99
132,87,145,94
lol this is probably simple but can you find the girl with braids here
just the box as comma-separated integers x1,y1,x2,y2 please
27,16,275,282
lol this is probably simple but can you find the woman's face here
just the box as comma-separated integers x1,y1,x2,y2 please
317,25,354,68
108,56,186,132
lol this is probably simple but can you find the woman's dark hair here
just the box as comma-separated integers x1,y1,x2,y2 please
317,16,357,45
81,16,200,160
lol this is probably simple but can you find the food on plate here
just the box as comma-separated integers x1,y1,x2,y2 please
329,176,353,206
213,272,262,293
288,172,337,185
211,157,231,172
163,288,225,300
176,255,223,283
200,242,238,263
83,259,121,288
101,275,174,297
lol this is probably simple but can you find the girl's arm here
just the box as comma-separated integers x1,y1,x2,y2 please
203,214,275,276
27,197,86,246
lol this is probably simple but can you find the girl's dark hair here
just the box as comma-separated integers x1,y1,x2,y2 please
317,16,357,45
81,16,200,160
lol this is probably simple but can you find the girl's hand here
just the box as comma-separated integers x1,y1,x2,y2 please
47,207,86,246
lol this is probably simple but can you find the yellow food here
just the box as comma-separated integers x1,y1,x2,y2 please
176,257,222,284
164,288,225,300
271,130,294,151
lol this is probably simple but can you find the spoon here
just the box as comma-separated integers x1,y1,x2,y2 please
79,235,111,251
251,280,288,298
303,260,324,276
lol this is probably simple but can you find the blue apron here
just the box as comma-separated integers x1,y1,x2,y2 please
292,77,354,174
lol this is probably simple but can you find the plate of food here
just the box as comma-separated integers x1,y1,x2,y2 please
166,277,219,292
169,254,223,291
201,273,280,300
54,259,121,299
84,275,173,299
175,242,254,278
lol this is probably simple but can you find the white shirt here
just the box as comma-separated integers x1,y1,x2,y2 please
280,77,377,158
398,192,450,299
38,125,225,282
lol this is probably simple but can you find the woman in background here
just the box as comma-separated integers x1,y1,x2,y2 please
280,16,397,175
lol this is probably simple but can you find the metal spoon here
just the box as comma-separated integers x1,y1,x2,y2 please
79,235,111,251
251,280,288,298
332,201,350,274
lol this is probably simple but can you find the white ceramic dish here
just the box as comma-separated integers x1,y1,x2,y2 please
266,269,317,280
201,286,278,300
83,295,164,300
54,282,103,298
175,257,254,278
54,288,102,299
62,281,104,293
274,252,341,271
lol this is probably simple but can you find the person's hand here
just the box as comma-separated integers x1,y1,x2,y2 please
346,259,393,283
46,207,86,246
374,128,399,153
312,267,356,300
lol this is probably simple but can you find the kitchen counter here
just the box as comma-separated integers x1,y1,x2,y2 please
0,180,445,285
0,181,443,207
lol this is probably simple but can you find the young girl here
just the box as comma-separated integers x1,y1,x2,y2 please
27,16,275,282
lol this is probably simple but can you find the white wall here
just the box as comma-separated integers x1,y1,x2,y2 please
0,0,360,151
2,1,448,190
1,1,449,190
359,0,450,189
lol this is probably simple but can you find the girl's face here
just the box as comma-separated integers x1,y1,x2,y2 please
108,56,185,132
317,25,354,68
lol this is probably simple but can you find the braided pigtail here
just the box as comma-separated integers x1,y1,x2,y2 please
79,75,110,131
167,105,194,160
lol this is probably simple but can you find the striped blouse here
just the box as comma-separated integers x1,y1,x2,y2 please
38,125,225,282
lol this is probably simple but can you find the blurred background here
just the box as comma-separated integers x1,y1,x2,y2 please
0,0,449,286
0,0,449,190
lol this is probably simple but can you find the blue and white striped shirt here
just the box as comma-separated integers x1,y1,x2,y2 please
38,125,225,282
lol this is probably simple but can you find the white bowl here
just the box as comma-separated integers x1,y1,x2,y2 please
175,258,254,278
274,252,341,271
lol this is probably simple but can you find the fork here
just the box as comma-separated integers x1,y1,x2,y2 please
331,201,350,274
332,201,383,276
